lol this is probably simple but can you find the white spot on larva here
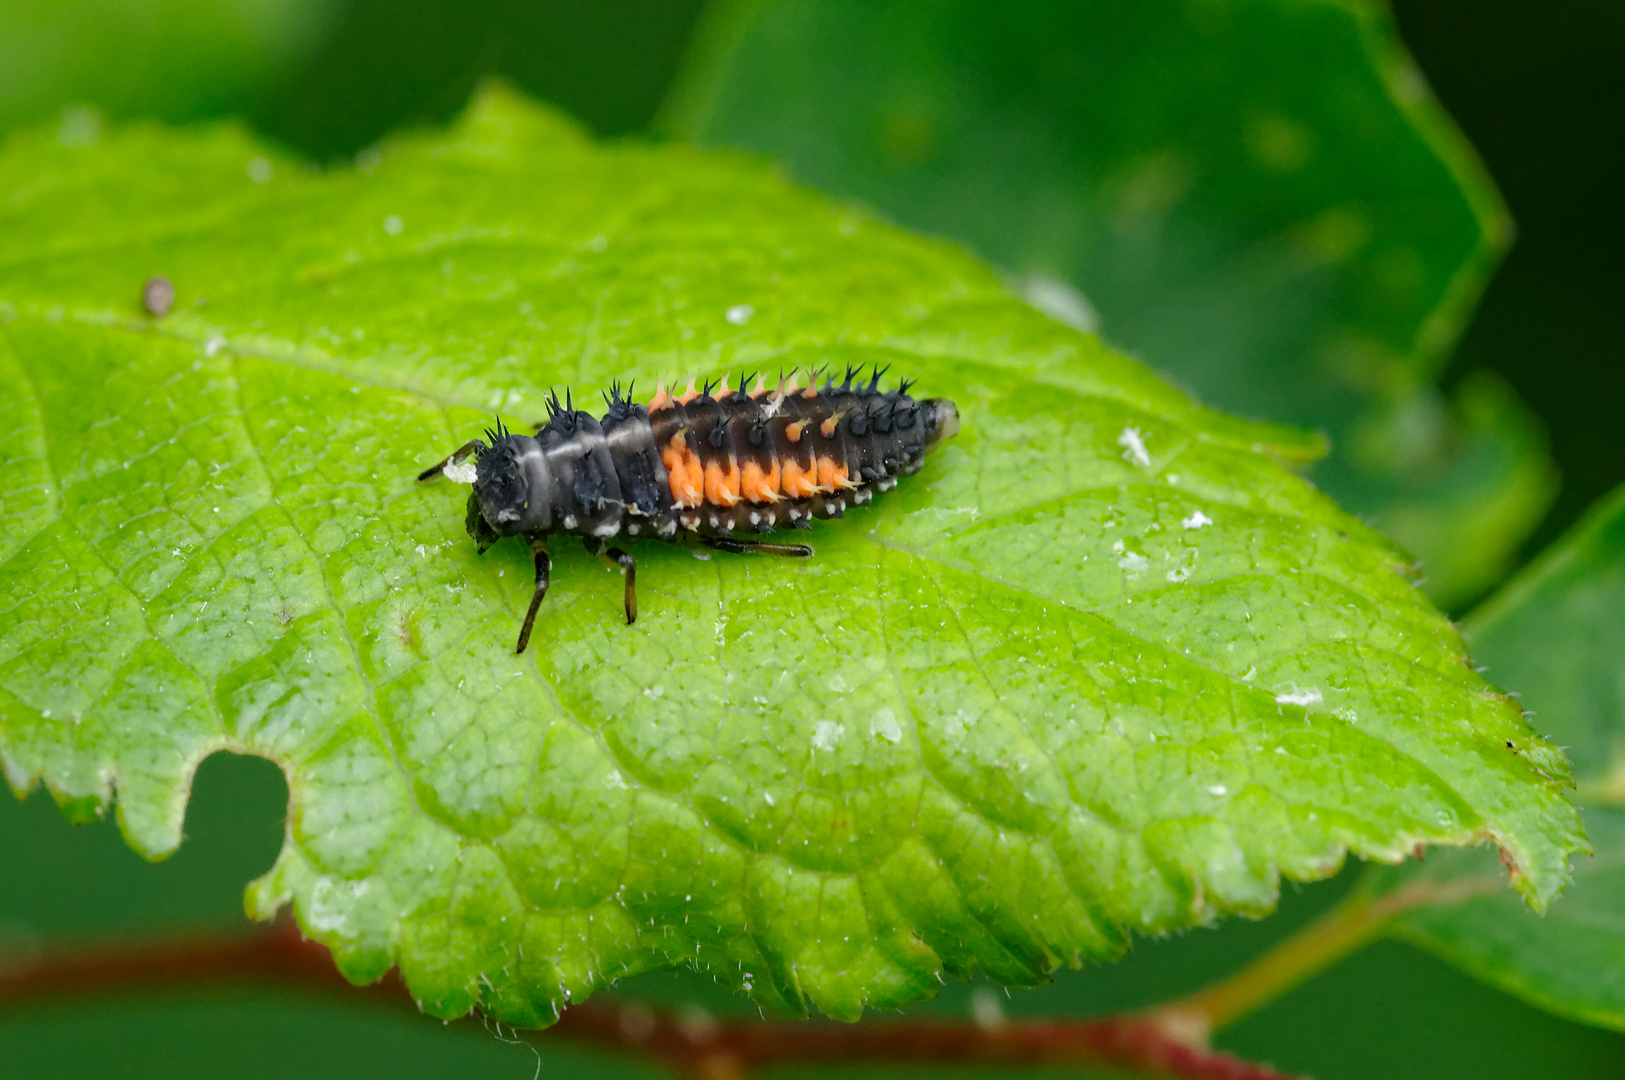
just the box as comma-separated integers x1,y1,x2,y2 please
383,214,404,236
811,720,845,751
1117,426,1151,467
749,512,761,525
725,304,755,325
246,157,273,184
562,515,578,530
443,459,477,484
871,708,902,743
1181,510,1213,529
1275,686,1323,707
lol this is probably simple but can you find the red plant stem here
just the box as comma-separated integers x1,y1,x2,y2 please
0,919,1299,1080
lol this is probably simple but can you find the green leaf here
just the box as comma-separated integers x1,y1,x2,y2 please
0,0,338,136
662,0,1553,606
0,84,1582,1024
1379,485,1625,1030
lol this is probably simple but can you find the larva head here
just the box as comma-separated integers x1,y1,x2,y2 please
471,429,552,538
919,398,960,452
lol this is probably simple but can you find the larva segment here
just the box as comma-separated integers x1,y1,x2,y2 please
661,432,704,507
704,456,743,506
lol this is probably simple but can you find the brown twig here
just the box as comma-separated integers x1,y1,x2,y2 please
0,919,1299,1080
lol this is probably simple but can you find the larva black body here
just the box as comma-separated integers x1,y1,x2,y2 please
419,368,960,652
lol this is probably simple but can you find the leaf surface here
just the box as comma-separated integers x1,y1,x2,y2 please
1381,485,1625,1030
0,86,1582,1023
663,0,1554,606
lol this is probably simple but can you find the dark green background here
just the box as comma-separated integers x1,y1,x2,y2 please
3,1,1623,1077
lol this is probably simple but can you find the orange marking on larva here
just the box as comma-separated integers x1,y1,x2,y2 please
815,454,848,493
801,382,819,399
785,419,808,443
648,380,671,411
749,373,769,398
676,376,701,405
741,459,782,503
662,435,704,507
780,458,818,498
718,373,732,396
819,415,840,438
704,456,742,507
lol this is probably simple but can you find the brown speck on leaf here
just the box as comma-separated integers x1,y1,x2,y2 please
272,609,294,628
143,275,175,317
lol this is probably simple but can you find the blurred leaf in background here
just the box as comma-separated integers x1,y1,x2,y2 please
250,0,712,158
662,0,1557,607
0,0,340,135
1366,484,1625,1030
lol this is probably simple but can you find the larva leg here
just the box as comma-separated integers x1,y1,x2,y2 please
702,537,814,558
516,539,552,655
583,536,639,624
416,440,482,482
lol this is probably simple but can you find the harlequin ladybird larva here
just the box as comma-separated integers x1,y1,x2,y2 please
418,366,960,653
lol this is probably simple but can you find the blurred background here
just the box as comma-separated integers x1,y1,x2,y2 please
1,1,1621,1077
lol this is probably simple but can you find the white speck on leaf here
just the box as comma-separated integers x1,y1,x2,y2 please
1020,274,1098,333
246,157,273,184
812,720,844,751
725,304,755,325
383,214,404,236
1182,510,1213,529
871,708,902,743
1117,426,1151,467
1275,686,1323,707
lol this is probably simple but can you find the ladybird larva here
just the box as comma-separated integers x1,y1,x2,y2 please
419,366,960,652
